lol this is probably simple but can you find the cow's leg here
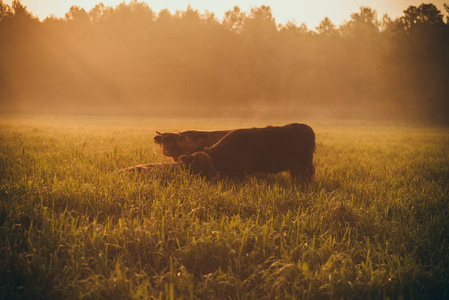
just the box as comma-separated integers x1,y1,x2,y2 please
289,162,315,182
118,162,180,173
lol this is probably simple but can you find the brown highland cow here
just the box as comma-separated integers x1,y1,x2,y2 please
178,123,316,181
153,129,231,161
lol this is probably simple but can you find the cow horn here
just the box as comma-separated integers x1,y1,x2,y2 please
156,131,161,135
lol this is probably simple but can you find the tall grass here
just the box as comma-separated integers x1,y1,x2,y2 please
1,116,448,299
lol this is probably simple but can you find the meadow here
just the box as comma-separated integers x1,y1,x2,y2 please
0,115,448,299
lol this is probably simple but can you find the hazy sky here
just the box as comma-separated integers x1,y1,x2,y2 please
5,0,448,28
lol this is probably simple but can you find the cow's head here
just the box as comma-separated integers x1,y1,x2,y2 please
153,131,190,161
178,152,218,178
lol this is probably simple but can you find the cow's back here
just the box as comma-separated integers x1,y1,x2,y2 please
181,130,231,153
205,123,315,175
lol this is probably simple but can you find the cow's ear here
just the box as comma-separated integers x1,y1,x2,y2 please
153,134,162,144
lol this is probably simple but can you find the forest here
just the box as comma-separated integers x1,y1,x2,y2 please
0,1,448,123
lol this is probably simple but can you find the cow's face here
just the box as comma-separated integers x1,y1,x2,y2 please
178,152,218,178
153,131,189,160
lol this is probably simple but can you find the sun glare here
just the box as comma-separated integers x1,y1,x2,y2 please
5,0,448,28
1,0,448,121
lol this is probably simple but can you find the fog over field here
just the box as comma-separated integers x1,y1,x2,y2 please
0,1,448,123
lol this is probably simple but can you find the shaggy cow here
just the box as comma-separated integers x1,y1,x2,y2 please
178,123,315,181
153,129,231,161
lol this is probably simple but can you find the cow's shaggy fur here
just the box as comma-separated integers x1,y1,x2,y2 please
179,123,315,181
153,130,231,161
178,151,219,178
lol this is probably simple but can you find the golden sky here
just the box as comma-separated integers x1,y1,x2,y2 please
5,0,448,28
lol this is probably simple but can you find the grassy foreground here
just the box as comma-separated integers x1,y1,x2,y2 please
0,115,448,299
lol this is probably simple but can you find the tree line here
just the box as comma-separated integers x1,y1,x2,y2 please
0,1,448,122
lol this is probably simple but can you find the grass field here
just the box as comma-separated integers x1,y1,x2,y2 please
1,115,448,299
